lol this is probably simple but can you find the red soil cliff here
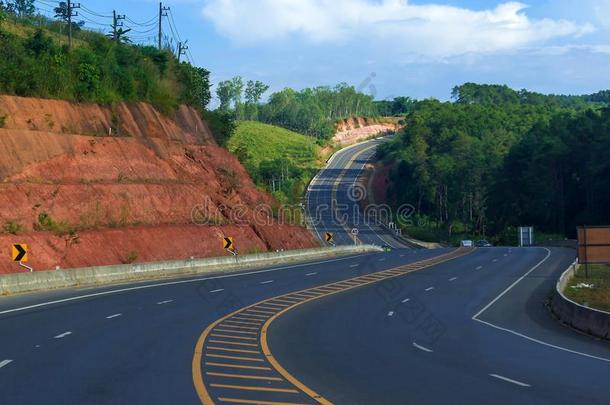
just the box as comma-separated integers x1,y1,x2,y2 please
0,96,317,273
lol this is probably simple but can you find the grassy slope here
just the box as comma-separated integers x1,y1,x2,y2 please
228,121,320,167
227,121,322,204
564,264,610,312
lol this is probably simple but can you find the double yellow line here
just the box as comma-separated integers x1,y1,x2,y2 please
192,247,474,404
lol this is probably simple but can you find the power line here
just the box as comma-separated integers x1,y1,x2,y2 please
125,15,158,27
80,5,112,19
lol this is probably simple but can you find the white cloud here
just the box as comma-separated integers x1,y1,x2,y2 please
202,0,594,57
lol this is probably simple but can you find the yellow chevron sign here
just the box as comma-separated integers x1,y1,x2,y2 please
12,244,28,262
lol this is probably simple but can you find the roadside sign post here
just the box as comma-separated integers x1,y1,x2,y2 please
351,228,359,246
12,244,32,272
223,237,237,255
518,227,534,247
325,232,335,247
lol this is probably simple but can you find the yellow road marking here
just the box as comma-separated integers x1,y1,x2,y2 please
205,362,271,371
215,329,259,336
256,304,288,310
206,372,283,382
245,309,276,316
210,334,258,341
208,346,261,355
205,354,264,362
209,340,260,348
194,248,474,405
270,297,302,304
221,323,260,331
237,313,270,319
218,397,311,405
210,383,299,394
221,319,262,327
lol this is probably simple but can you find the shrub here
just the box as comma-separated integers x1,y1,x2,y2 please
3,220,23,235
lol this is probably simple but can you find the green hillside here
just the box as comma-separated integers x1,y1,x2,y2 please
228,121,321,203
0,14,210,115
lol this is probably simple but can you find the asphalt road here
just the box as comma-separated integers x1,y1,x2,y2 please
305,138,412,248
1,246,608,404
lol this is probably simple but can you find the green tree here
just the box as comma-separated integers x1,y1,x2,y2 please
12,0,34,18
216,80,233,113
244,80,269,120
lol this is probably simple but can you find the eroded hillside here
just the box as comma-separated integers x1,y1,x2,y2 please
0,96,317,273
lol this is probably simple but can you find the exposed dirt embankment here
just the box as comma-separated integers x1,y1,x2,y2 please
333,117,397,146
0,96,317,273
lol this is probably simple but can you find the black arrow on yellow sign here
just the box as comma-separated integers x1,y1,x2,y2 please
12,244,28,262
223,237,234,250
325,232,333,242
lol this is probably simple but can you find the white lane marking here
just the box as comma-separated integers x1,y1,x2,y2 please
476,266,483,270
349,264,360,268
305,272,317,276
0,255,366,316
425,287,435,292
400,254,405,257
401,298,410,303
387,311,394,317
378,258,386,262
106,313,122,319
492,259,498,262
413,342,433,353
260,280,274,285
504,254,508,257
0,360,13,369
489,374,531,387
473,248,610,363
449,277,458,281
157,300,173,305
54,331,72,339
210,289,224,293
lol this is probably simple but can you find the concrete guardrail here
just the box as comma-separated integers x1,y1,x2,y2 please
0,245,382,296
550,260,610,340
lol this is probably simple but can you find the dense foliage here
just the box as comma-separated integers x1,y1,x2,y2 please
0,9,211,114
217,79,378,141
490,108,610,238
375,96,416,116
452,83,609,109
379,84,610,243
228,121,320,204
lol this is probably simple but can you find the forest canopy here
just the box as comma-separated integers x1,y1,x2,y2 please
379,84,610,243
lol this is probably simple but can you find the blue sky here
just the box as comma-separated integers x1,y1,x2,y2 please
52,0,610,103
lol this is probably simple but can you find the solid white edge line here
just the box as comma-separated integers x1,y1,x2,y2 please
157,300,173,305
473,248,551,319
0,359,13,369
209,289,224,293
473,247,610,363
0,254,367,316
489,374,531,387
413,342,433,353
260,280,274,284
106,313,122,319
306,272,317,276
54,331,72,339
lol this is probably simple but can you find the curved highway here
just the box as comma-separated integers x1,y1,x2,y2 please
0,246,609,404
305,138,412,248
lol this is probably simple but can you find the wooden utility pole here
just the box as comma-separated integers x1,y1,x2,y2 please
158,2,170,50
67,1,81,50
177,40,188,63
112,10,126,41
